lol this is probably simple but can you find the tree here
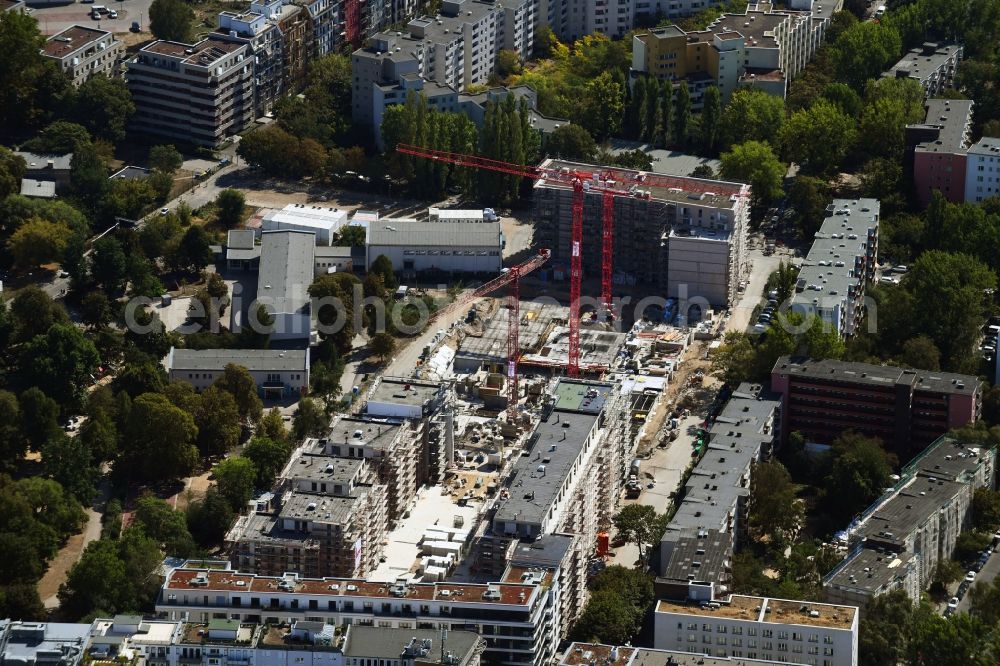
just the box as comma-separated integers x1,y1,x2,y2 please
859,590,914,666
336,225,367,247
832,21,902,91
720,88,784,149
19,323,100,408
73,75,134,143
930,559,964,597
543,124,597,161
149,145,184,174
214,364,263,424
824,431,895,523
371,332,396,363
258,408,288,442
0,584,45,621
292,398,328,440
20,121,91,154
186,488,235,547
779,99,857,174
860,94,924,160
571,592,640,645
972,487,1000,532
132,495,195,557
91,236,128,292
80,291,113,330
0,146,26,200
244,437,290,488
309,272,359,351
41,433,99,503
69,140,108,209
700,86,721,153
0,10,54,129
195,386,241,457
0,392,26,467
720,140,785,211
906,251,997,369
821,82,863,117
748,460,802,546
954,530,992,562
787,176,830,238
673,80,691,147
149,0,194,42
496,49,523,76
370,254,398,291
582,72,624,141
18,387,60,450
120,393,198,482
711,331,755,385
79,408,118,464
9,285,68,343
215,189,246,229
214,457,256,512
6,217,68,269
612,504,668,562
169,225,214,273
898,336,941,371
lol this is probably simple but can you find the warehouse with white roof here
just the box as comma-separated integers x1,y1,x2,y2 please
261,204,349,246
366,220,503,273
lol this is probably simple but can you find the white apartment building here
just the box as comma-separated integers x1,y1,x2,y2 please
882,42,963,98
41,26,123,87
406,0,501,91
790,199,879,338
126,37,254,147
965,136,1000,203
653,596,859,666
217,6,286,114
155,566,561,666
165,348,310,399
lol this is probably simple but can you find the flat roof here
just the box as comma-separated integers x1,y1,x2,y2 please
343,626,480,661
859,474,966,547
823,547,915,594
142,35,246,65
883,42,962,83
493,380,613,527
562,644,635,666
258,230,315,316
265,204,349,231
279,489,369,524
16,151,72,170
772,357,981,396
110,166,151,181
914,99,973,153
42,25,114,58
20,179,56,198
1,622,92,664
163,568,538,606
288,455,364,485
368,220,501,247
367,378,441,409
968,136,1000,156
655,595,857,630
325,417,402,452
661,528,732,585
536,158,744,209
908,435,992,482
168,347,308,372
227,229,257,250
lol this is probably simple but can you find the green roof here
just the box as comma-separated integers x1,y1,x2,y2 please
208,619,240,632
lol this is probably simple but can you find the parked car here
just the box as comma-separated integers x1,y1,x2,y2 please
948,597,960,611
108,9,117,17
966,570,977,582
130,21,140,32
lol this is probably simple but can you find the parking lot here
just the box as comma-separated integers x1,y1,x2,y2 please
945,536,999,615
28,0,155,35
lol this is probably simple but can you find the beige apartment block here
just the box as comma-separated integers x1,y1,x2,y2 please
41,26,123,87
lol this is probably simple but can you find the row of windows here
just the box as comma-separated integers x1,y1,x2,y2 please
401,249,499,256
678,623,835,643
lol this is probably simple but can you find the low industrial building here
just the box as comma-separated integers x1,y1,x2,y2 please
823,434,996,609
226,229,261,271
652,596,859,666
257,230,315,341
789,199,880,338
126,37,254,147
882,42,963,98
771,357,982,452
366,220,503,274
907,99,973,205
41,26,123,86
20,179,56,198
165,347,309,399
262,204,349,246
0,621,91,666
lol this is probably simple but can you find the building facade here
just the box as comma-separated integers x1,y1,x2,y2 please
908,99,973,205
965,136,1000,204
533,159,750,306
366,220,503,274
652,596,859,666
41,26,123,87
882,42,963,98
126,37,254,147
789,199,880,338
165,348,309,398
771,357,982,452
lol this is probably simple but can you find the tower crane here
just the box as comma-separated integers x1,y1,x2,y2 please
396,143,749,377
427,248,551,422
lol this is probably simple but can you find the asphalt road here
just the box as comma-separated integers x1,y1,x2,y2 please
29,0,155,35
956,548,1000,614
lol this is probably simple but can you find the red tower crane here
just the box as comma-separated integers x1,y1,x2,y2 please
396,143,749,376
428,248,551,421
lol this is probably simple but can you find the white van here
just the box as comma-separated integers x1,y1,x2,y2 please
875,5,886,17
